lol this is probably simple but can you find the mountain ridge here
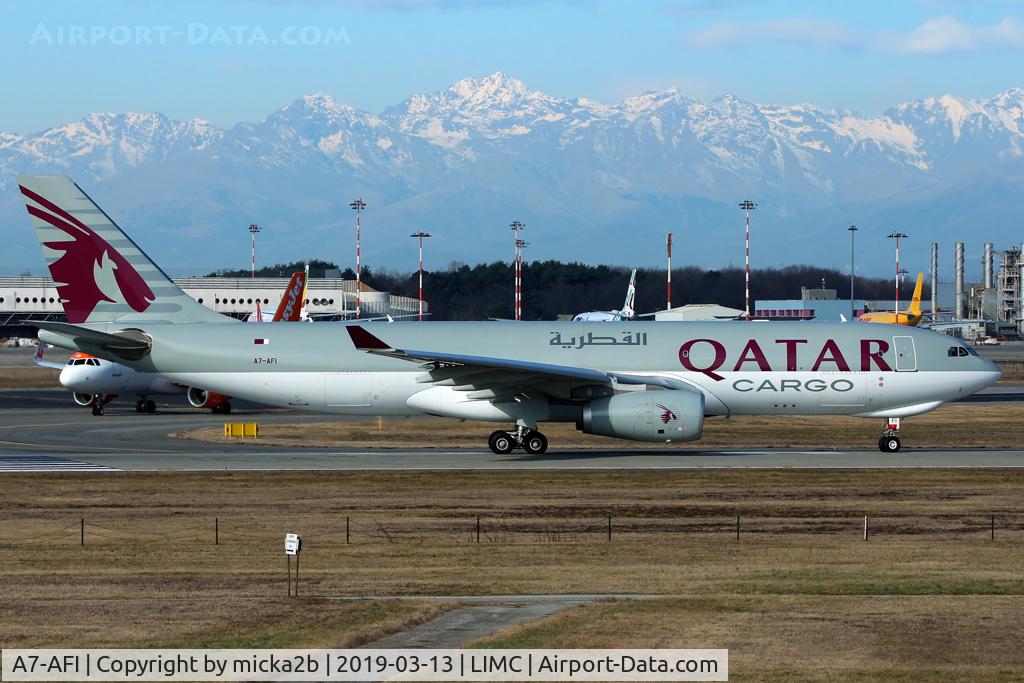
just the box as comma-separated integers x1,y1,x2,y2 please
2,72,1021,276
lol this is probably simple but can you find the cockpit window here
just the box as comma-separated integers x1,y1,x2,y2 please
87,358,100,366
948,347,958,357
958,347,969,357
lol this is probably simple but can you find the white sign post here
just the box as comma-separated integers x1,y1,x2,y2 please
284,533,302,596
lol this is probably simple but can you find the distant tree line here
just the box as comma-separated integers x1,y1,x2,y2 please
210,260,911,321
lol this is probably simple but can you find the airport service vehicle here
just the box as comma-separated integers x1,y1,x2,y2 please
19,176,1001,453
573,269,637,322
859,272,925,326
34,267,308,415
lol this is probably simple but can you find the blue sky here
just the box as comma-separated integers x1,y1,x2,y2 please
2,0,1024,133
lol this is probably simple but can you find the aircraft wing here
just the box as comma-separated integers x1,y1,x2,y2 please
346,325,687,399
31,321,151,361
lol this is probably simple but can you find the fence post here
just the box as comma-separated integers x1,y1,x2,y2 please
607,514,612,542
991,515,995,540
80,518,84,546
476,515,481,543
735,515,740,541
346,516,350,544
863,515,869,541
215,517,219,545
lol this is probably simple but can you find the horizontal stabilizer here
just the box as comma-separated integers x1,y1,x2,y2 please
31,321,151,361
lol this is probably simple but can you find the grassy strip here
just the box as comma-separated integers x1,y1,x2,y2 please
178,402,1024,449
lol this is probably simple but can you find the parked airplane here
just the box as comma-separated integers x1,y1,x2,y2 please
573,269,637,322
859,272,925,326
35,268,308,415
20,176,1000,452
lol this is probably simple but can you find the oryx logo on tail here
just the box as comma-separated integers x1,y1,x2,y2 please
19,184,155,323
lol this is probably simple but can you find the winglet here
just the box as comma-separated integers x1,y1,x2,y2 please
347,325,392,350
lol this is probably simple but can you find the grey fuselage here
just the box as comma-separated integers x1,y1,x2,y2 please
52,319,1001,423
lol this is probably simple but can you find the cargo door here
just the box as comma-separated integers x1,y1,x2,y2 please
893,336,917,372
324,372,374,407
818,375,866,407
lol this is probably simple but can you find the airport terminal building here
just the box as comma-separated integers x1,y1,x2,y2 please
0,275,425,334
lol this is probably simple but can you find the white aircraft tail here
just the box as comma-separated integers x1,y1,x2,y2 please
17,175,227,325
618,269,637,321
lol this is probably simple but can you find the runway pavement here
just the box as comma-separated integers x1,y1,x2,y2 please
0,389,1023,471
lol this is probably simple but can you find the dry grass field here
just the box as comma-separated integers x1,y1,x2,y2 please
0,366,61,389
179,401,1024,450
1,469,1023,680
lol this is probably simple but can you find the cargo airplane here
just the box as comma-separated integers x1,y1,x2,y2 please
19,176,1000,453
859,272,925,326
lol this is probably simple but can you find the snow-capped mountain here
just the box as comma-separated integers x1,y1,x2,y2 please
3,72,1023,275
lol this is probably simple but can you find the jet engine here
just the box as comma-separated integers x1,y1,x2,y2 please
187,387,232,414
581,389,704,442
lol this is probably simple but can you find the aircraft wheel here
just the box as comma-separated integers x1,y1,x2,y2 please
487,430,504,452
489,432,515,455
145,399,156,413
878,436,901,453
91,405,104,416
523,431,548,455
220,402,231,415
135,400,144,413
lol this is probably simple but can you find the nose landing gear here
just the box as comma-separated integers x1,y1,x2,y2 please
879,417,901,452
488,426,548,455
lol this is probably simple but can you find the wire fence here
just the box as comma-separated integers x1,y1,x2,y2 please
0,512,1022,547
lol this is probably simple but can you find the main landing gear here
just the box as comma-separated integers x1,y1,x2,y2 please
879,417,901,453
488,427,548,455
135,398,157,414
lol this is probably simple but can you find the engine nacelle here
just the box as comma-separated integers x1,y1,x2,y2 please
73,392,114,407
187,387,230,410
582,389,704,442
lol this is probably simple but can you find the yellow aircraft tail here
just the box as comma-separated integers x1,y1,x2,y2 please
908,272,924,317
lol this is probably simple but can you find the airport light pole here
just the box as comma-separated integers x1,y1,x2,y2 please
739,200,757,320
666,232,673,310
887,231,908,316
410,231,432,321
848,225,858,319
510,220,525,320
248,223,261,278
349,199,366,319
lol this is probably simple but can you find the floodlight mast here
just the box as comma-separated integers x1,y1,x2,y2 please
887,231,909,316
738,200,757,320
510,220,525,320
410,231,432,321
848,225,859,319
248,224,261,278
350,199,366,318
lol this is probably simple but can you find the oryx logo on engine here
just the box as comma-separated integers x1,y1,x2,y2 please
656,403,677,423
